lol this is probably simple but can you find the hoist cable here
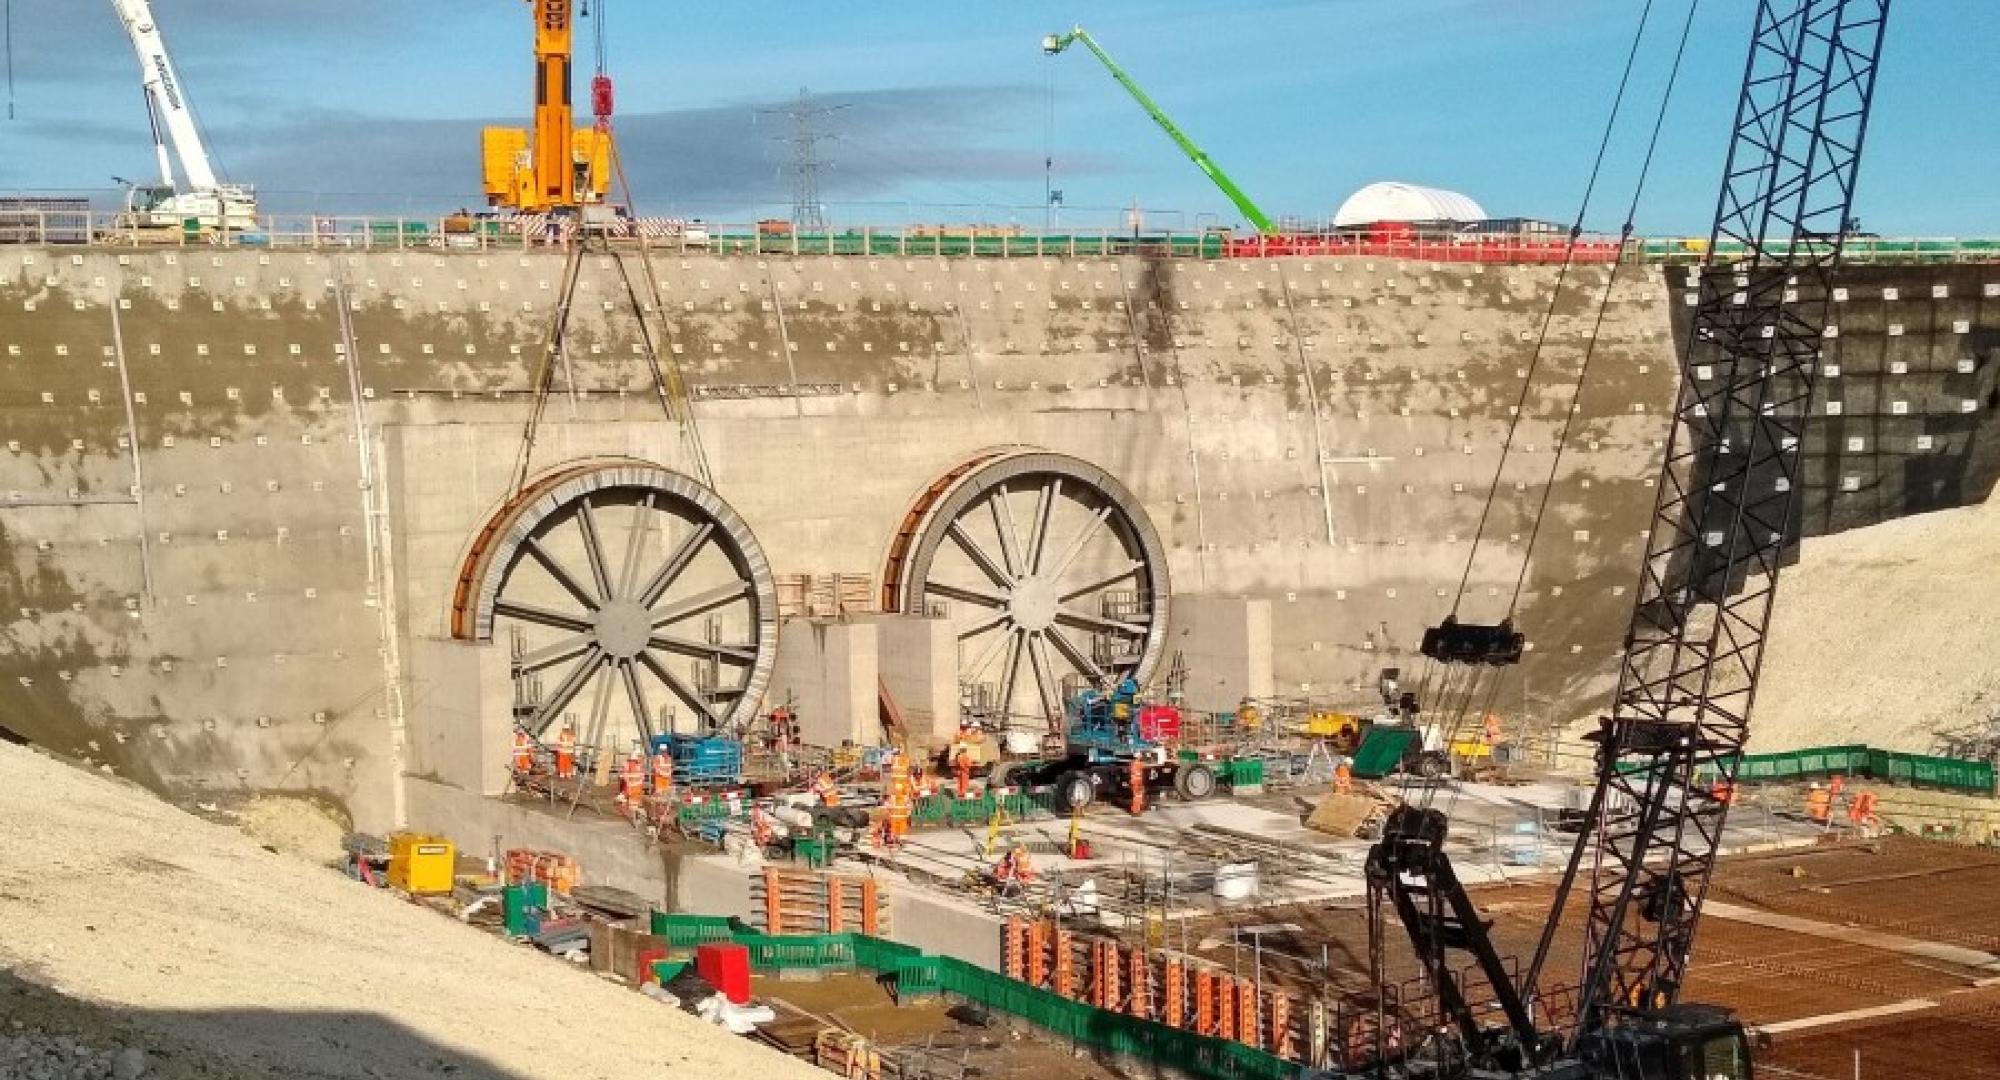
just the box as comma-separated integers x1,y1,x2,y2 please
1446,0,1660,620
4,0,15,121
1507,0,1704,619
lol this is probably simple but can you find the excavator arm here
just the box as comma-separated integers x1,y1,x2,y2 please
1043,26,1276,235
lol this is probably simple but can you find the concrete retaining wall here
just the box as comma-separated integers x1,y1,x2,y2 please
1,246,1991,830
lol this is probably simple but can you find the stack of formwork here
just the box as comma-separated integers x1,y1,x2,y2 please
752,867,887,935
1003,917,1348,1067
804,573,876,618
774,574,812,619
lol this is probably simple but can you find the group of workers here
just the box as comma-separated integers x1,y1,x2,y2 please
1805,776,1881,829
510,725,680,823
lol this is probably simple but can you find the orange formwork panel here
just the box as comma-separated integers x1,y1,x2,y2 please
1102,941,1122,1011
1090,940,1108,1007
1216,975,1236,1042
1002,919,1027,980
1053,928,1076,999
1236,978,1259,1050
763,867,784,935
1029,920,1050,988
1164,957,1186,1028
1195,968,1216,1036
1130,948,1153,1019
1272,993,1295,1061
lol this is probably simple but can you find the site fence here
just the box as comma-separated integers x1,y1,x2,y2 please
647,913,1298,1080
8,208,2000,267
1702,743,1997,795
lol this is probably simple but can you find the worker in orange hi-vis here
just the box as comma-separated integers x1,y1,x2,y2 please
886,750,913,841
1128,756,1146,815
750,804,775,849
554,723,577,780
1334,760,1353,796
995,843,1036,885
620,750,646,820
1805,782,1832,823
1848,790,1879,829
1710,778,1736,806
512,729,534,778
650,747,674,800
814,770,840,807
953,747,974,800
1481,712,1503,746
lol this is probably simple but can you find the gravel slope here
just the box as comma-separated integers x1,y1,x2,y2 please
0,741,820,1080
1751,486,2000,755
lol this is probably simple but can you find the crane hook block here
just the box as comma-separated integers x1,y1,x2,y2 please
1420,617,1524,667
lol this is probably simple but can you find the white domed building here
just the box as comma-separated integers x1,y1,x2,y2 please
1332,182,1488,228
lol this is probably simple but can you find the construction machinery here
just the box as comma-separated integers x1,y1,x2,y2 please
993,677,1217,812
107,0,257,231
482,0,614,214
1354,2,1891,1077
1042,25,1276,235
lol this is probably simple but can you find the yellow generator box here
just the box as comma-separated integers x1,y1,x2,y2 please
388,832,457,896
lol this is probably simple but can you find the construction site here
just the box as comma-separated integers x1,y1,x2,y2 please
3,2,1999,1079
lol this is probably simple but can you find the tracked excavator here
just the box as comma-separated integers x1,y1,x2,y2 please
1344,2,1891,1077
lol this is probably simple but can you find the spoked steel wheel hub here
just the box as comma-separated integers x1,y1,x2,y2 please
885,451,1169,731
452,461,777,749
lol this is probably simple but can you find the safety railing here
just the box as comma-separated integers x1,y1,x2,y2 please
10,209,2000,268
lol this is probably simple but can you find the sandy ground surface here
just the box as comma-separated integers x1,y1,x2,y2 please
1751,486,2000,754
0,742,821,1080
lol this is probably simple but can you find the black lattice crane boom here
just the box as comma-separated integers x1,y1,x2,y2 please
1360,2,1891,1078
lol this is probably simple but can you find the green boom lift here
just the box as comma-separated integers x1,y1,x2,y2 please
1042,26,1277,236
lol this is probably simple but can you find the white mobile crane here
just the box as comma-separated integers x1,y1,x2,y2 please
108,0,257,232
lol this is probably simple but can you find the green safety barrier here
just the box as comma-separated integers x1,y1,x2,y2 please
638,915,1298,1079
1703,744,1995,795
649,913,749,948
651,959,691,985
1349,727,1416,779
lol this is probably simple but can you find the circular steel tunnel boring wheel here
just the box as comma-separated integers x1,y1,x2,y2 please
451,461,778,748
884,451,1170,733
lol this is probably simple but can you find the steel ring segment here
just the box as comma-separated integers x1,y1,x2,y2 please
452,462,779,734
897,450,1170,691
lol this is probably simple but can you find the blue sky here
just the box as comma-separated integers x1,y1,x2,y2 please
2,1,1993,233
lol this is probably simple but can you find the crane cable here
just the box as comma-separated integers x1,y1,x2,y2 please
1394,0,1666,818
1435,0,1705,833
4,0,15,121
1445,0,1661,622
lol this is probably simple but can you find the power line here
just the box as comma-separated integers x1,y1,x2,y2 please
758,87,848,231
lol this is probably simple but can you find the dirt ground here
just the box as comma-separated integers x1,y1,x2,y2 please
1151,836,2000,1079
0,741,819,1080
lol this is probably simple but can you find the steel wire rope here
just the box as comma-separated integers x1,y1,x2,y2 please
1371,11,1674,1011
4,0,14,121
1504,0,1704,620
1433,0,1704,828
1397,0,1671,820
1445,0,1662,621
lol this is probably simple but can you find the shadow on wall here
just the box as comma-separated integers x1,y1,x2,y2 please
0,971,534,1080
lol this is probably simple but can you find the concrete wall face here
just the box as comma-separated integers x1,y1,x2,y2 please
1667,264,2000,536
4,245,1984,823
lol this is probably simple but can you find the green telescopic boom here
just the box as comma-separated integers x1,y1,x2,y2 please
1043,25,1277,235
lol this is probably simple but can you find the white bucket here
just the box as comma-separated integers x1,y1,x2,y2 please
1213,861,1260,901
